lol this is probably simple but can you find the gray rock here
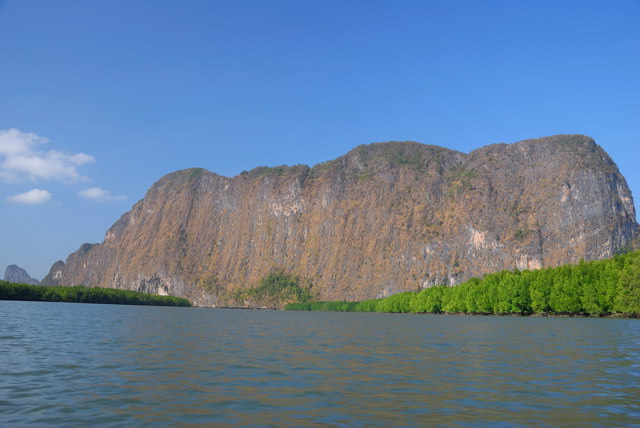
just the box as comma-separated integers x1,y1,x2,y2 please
4,265,40,285
40,260,65,286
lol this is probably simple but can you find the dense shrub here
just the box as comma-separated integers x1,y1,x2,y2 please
0,282,191,307
242,270,314,308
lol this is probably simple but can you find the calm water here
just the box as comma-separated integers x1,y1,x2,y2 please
1,301,639,427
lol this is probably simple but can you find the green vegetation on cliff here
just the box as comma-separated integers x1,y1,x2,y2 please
286,250,640,317
0,282,192,307
237,270,314,309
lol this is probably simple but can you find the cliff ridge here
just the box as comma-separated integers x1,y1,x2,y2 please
48,135,638,305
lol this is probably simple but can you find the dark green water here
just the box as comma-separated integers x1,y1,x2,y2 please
1,301,639,427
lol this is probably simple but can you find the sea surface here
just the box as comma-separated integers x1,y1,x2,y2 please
1,301,639,427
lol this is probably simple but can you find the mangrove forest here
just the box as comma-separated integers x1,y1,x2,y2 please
286,249,640,317
0,281,191,307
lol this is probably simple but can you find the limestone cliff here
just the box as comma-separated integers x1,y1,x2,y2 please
48,135,638,305
3,265,40,285
41,260,67,286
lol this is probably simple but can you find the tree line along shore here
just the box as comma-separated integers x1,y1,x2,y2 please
286,249,640,317
0,282,191,307
3,248,640,315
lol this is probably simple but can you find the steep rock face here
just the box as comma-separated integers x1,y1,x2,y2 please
50,135,638,304
41,260,66,286
4,265,40,285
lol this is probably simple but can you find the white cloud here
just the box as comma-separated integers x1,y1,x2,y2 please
0,128,95,182
79,186,125,202
7,188,52,204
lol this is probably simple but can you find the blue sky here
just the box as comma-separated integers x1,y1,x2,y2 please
1,0,639,280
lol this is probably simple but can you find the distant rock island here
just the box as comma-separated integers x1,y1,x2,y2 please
4,265,39,285
44,135,638,306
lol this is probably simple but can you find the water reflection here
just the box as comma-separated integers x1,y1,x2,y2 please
1,302,639,426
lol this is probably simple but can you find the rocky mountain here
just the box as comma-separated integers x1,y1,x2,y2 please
45,135,638,305
40,260,65,287
4,265,40,285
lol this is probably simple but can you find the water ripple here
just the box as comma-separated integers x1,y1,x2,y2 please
1,302,639,426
